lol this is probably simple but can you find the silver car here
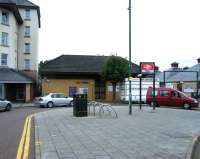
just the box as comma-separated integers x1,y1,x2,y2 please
34,93,74,108
0,99,12,111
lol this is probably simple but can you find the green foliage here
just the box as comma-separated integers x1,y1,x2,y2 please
102,55,129,83
38,60,48,76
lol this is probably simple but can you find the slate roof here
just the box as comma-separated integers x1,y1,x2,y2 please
13,0,37,7
156,67,183,82
41,55,140,75
0,0,40,27
0,67,33,83
0,0,15,4
0,0,35,6
0,0,37,7
167,64,200,82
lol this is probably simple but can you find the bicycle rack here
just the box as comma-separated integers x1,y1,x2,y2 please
88,101,101,116
99,104,118,118
88,101,118,118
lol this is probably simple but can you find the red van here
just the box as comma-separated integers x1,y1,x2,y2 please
146,87,199,109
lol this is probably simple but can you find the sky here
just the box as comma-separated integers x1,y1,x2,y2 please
31,0,200,71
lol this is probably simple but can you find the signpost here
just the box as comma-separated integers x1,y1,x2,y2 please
128,0,132,115
140,62,156,110
141,63,155,74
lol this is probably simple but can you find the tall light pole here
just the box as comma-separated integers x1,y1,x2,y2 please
128,0,132,115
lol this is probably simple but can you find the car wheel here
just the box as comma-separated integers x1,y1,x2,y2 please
5,104,12,111
183,103,191,109
69,101,74,107
47,102,54,108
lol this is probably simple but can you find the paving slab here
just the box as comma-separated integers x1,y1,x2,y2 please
35,106,200,159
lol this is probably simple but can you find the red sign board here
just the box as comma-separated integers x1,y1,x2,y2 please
140,63,155,74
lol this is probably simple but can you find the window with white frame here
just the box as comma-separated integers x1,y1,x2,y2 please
25,59,30,70
25,26,30,37
1,32,8,46
1,53,8,66
25,9,31,20
25,43,30,53
2,12,9,25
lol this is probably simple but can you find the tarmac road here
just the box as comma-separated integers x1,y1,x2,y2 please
0,107,48,159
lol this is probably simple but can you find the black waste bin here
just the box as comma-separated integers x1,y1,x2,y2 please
73,94,88,117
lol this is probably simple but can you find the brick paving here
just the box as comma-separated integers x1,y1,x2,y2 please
35,106,200,159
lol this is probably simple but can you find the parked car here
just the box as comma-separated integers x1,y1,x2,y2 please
34,93,74,108
146,87,199,109
0,99,12,111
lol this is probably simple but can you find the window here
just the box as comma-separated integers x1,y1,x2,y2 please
25,43,30,53
55,94,61,98
69,87,77,97
25,59,30,70
160,91,169,97
2,12,9,25
25,9,31,20
1,53,8,66
171,91,181,98
25,26,30,37
59,94,66,98
1,32,8,46
148,90,158,96
55,94,65,98
79,88,88,94
51,94,56,98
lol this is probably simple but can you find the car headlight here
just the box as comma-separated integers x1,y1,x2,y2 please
194,100,198,103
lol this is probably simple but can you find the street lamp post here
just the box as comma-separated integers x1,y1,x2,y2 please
128,0,132,115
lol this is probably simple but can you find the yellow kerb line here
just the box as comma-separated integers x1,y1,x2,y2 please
16,116,29,159
23,115,32,159
16,115,33,159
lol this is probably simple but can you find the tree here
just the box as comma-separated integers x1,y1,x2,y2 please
102,55,129,100
38,60,48,96
38,60,49,76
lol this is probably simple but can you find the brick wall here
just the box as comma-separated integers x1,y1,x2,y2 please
42,79,95,100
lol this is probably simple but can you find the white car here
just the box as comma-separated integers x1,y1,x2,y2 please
0,99,12,111
34,93,73,108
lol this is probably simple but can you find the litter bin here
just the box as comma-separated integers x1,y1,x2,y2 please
73,94,88,117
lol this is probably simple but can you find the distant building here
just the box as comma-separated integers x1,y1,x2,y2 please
167,58,200,96
0,0,40,102
157,62,182,85
157,59,200,97
40,55,140,102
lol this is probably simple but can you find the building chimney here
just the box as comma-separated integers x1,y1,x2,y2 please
171,62,179,68
197,58,200,64
183,66,189,70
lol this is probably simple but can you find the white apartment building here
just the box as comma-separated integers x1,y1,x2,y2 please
0,0,40,102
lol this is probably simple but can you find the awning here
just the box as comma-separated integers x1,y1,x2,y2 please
0,68,33,84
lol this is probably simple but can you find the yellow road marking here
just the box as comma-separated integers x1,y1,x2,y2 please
16,115,33,159
23,115,32,159
16,116,29,159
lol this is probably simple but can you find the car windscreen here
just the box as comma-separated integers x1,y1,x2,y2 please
178,92,188,98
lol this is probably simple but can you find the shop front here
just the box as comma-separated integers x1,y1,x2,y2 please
0,68,34,102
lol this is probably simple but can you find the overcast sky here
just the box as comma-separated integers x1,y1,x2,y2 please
31,0,200,70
